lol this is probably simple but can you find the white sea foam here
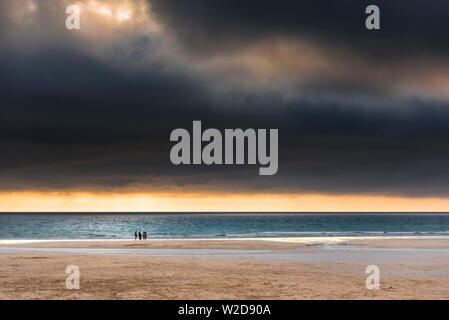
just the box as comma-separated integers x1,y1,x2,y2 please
1,235,449,245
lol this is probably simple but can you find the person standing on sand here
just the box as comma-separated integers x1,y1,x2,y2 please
134,231,137,240
138,231,142,240
143,231,147,240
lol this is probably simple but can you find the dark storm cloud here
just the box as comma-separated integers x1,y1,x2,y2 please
1,0,449,196
147,0,449,101
150,0,449,58
2,47,449,196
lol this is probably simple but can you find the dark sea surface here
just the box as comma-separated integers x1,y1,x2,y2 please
1,213,449,239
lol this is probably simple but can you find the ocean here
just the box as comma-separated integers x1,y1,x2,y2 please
1,213,449,240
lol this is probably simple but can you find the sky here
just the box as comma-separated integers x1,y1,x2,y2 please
1,0,449,211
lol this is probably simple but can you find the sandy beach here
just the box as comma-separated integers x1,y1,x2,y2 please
1,237,448,300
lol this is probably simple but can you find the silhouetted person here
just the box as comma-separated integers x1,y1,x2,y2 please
134,231,137,240
143,231,147,240
138,232,142,240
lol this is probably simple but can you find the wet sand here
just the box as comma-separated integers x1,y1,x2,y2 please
0,237,448,299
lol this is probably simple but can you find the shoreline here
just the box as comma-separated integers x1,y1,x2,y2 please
1,235,449,252
1,235,449,245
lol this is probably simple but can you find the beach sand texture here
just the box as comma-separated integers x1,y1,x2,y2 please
0,237,448,300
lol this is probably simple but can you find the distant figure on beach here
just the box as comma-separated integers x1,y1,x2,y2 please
143,232,147,240
134,231,137,240
138,231,142,240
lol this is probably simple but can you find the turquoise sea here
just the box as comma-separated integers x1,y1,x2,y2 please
1,213,449,239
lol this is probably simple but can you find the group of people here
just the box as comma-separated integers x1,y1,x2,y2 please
134,231,148,240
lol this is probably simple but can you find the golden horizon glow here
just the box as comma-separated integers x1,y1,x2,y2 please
1,191,449,212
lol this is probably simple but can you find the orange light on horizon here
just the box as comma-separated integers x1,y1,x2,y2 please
0,191,449,212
